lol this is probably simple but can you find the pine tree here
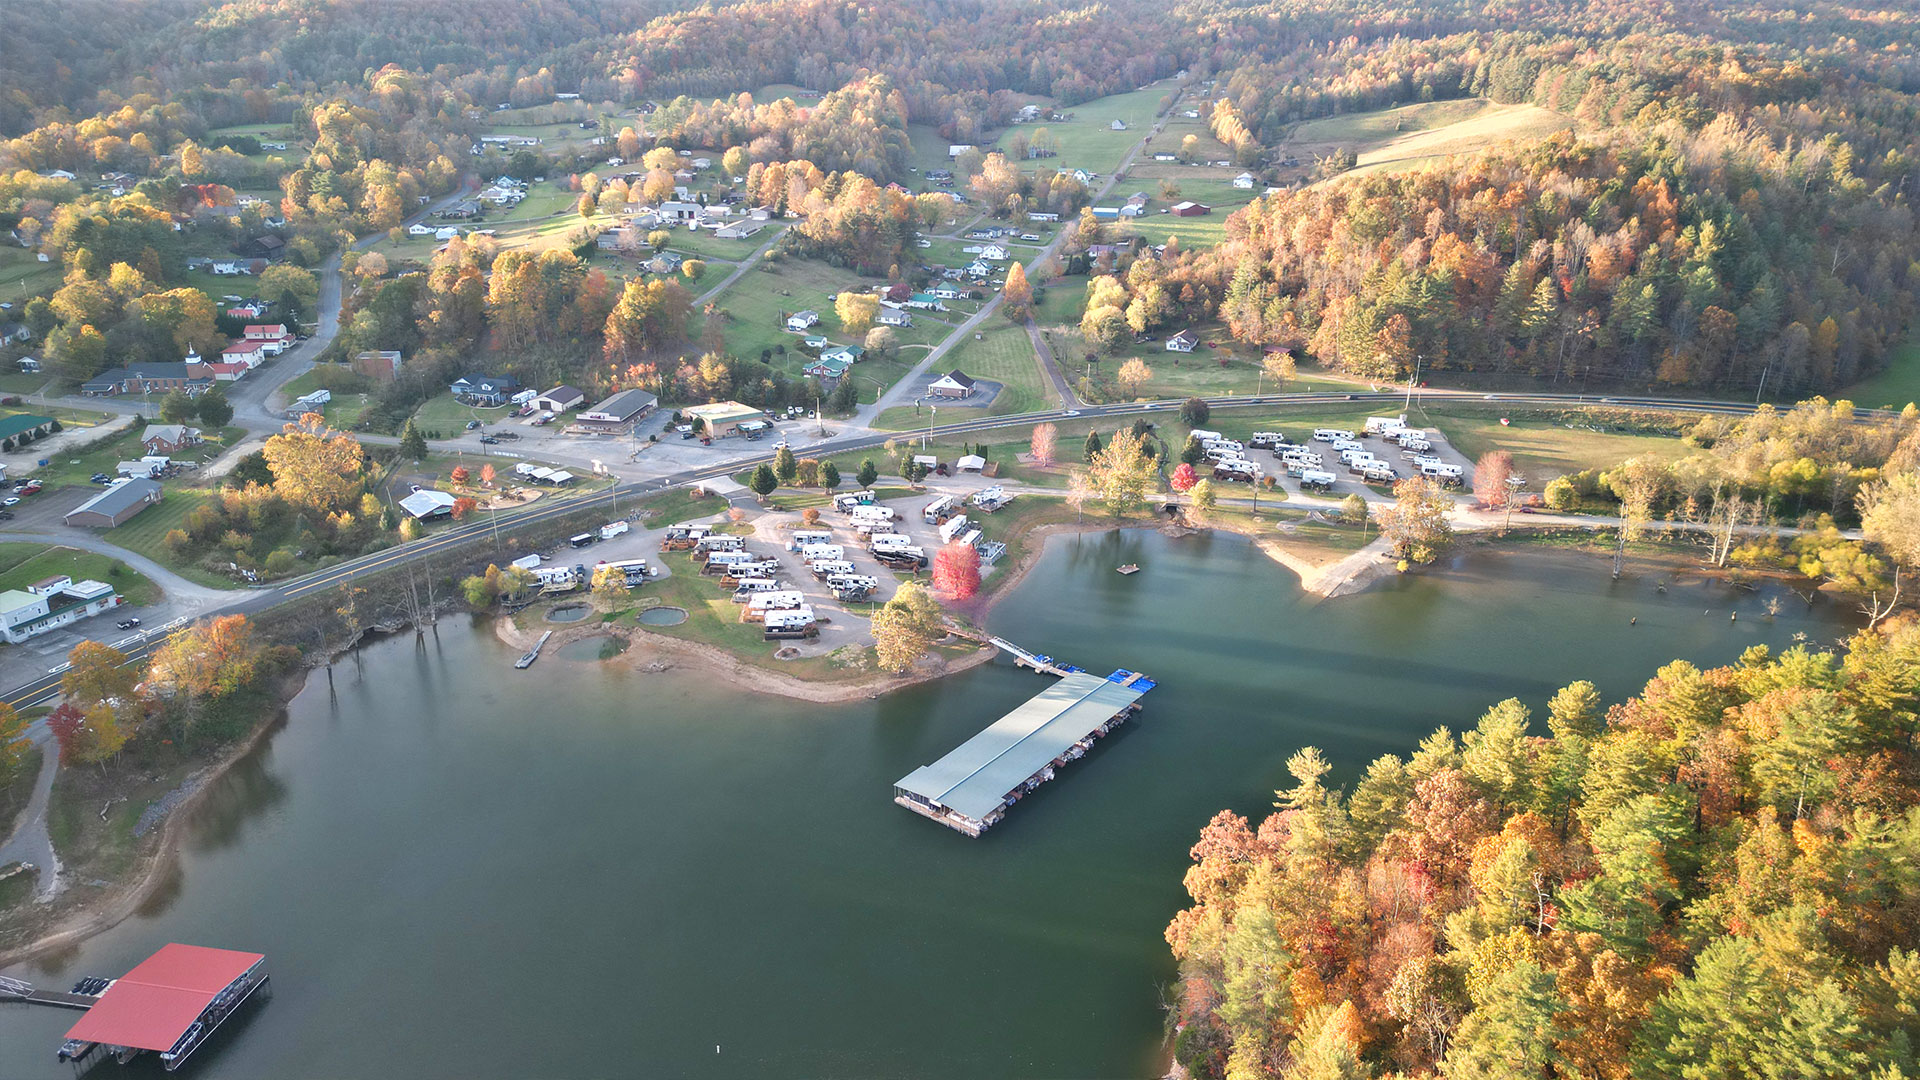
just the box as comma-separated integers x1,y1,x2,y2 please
773,445,798,483
1440,962,1567,1080
820,461,841,489
857,459,879,488
1084,429,1103,462
399,419,428,461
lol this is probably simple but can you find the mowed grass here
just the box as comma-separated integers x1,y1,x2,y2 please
873,322,1055,429
1438,412,1689,480
97,489,241,589
0,542,161,606
1292,99,1572,181
1842,338,1920,411
410,394,511,438
1016,82,1175,177
0,245,61,305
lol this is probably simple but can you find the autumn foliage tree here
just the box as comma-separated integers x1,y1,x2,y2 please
871,581,944,673
262,413,367,514
1473,450,1514,509
1029,422,1057,468
147,614,261,736
931,542,982,600
1002,261,1032,322
1170,462,1198,493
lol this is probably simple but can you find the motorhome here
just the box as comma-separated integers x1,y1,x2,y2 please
1300,469,1337,492
1248,431,1286,449
661,524,710,551
1362,462,1399,484
850,504,894,526
875,546,926,570
599,558,650,586
1213,460,1259,481
763,606,818,638
696,534,745,552
870,532,915,554
1364,416,1408,436
569,533,597,548
1188,428,1222,442
731,578,783,601
1398,435,1433,453
702,550,754,574
829,575,879,600
834,490,878,512
922,495,958,524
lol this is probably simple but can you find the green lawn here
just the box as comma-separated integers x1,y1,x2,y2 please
97,489,241,589
26,422,237,490
411,394,512,439
1842,338,1920,412
663,227,774,262
1017,82,1176,177
631,486,730,527
0,245,61,306
1291,98,1500,146
1437,413,1688,480
0,542,161,606
0,372,48,395
874,323,1055,429
281,368,374,428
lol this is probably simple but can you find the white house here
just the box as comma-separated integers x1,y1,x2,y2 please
660,201,703,221
948,144,974,159
927,370,977,399
1166,328,1199,353
980,244,1009,261
435,226,459,240
1111,119,1128,130
408,222,435,236
1233,172,1257,189
876,309,912,327
786,310,820,332
0,576,121,644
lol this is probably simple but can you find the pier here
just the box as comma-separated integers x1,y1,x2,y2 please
0,975,99,1009
894,663,1155,836
515,630,553,669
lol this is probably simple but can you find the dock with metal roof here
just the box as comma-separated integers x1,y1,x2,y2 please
894,666,1153,836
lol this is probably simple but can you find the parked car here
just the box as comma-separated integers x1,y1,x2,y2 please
479,435,499,444
465,419,482,430
3,497,20,507
90,473,112,484
21,481,42,495
116,618,141,630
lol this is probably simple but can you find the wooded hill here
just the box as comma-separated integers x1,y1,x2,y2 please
1166,621,1920,1079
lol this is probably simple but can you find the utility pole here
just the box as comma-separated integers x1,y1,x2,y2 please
923,405,936,450
1403,353,1423,413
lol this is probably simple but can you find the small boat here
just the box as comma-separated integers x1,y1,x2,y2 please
1116,564,1140,575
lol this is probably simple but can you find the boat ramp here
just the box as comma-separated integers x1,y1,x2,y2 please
894,642,1155,836
515,630,553,669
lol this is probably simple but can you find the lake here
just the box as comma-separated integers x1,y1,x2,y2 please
0,531,1858,1078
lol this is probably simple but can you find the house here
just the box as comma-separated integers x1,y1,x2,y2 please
0,322,30,345
1233,172,1257,189
81,365,212,397
1027,212,1060,223
786,310,820,332
682,401,768,438
245,235,285,260
142,425,203,455
577,389,657,428
399,488,459,520
1125,191,1149,208
1166,328,1199,352
0,576,121,643
1015,104,1043,122
927,370,977,399
690,157,711,170
906,293,947,311
646,251,684,275
221,341,264,367
713,219,764,240
535,385,587,413
65,478,163,528
1111,119,1128,130
450,374,521,405
0,415,54,449
820,344,865,367
876,309,913,327
930,284,967,300
353,350,403,382
881,283,913,303
1119,203,1146,218
948,145,974,159
802,355,853,380
244,324,292,354
39,169,76,181
925,169,953,182
1170,201,1211,217
443,201,480,219
980,244,1008,261
1071,169,1096,184
408,222,435,236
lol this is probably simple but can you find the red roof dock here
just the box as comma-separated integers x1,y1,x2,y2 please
59,943,268,1069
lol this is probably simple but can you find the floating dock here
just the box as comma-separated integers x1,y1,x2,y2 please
894,663,1153,836
4,944,270,1072
515,630,553,669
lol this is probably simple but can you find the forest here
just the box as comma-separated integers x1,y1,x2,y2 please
1166,621,1920,1079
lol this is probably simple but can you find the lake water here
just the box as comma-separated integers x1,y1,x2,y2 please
0,532,1858,1078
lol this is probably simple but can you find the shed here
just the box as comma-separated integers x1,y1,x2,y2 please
956,454,986,472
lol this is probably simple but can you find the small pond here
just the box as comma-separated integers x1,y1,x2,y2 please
637,606,688,626
545,604,591,623
556,635,630,662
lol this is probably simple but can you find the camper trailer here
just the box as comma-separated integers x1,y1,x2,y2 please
598,558,650,586
763,606,818,639
789,529,833,547
1300,469,1337,492
922,495,958,524
662,525,710,551
1312,428,1357,443
702,550,754,574
600,521,631,540
807,558,856,579
799,542,845,562
937,515,971,544
696,534,745,552
731,578,784,601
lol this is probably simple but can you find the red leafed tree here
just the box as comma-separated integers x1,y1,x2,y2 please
479,463,496,487
46,702,85,765
451,497,479,520
1030,422,1058,468
1170,462,1198,493
932,541,982,600
451,465,471,484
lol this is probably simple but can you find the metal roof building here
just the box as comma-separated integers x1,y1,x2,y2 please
894,672,1144,834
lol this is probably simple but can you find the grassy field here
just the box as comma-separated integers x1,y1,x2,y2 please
1842,339,1920,411
1020,82,1175,177
27,422,239,490
0,245,61,305
1438,412,1689,479
1136,108,1238,169
0,542,161,606
279,369,372,429
410,395,513,438
631,486,731,527
663,227,771,262
97,488,238,589
1291,99,1572,181
873,323,1055,429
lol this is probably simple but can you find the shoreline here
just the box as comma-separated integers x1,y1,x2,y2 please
0,668,304,969
493,612,1000,703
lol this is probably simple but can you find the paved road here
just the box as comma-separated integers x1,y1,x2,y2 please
0,739,58,897
693,225,788,307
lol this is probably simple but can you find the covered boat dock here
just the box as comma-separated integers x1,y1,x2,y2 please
894,670,1150,836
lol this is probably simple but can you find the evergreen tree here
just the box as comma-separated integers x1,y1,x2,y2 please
1440,962,1567,1080
820,460,841,489
1084,429,1103,462
399,419,428,461
856,459,879,488
773,445,798,483
748,464,779,498
1181,433,1207,466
